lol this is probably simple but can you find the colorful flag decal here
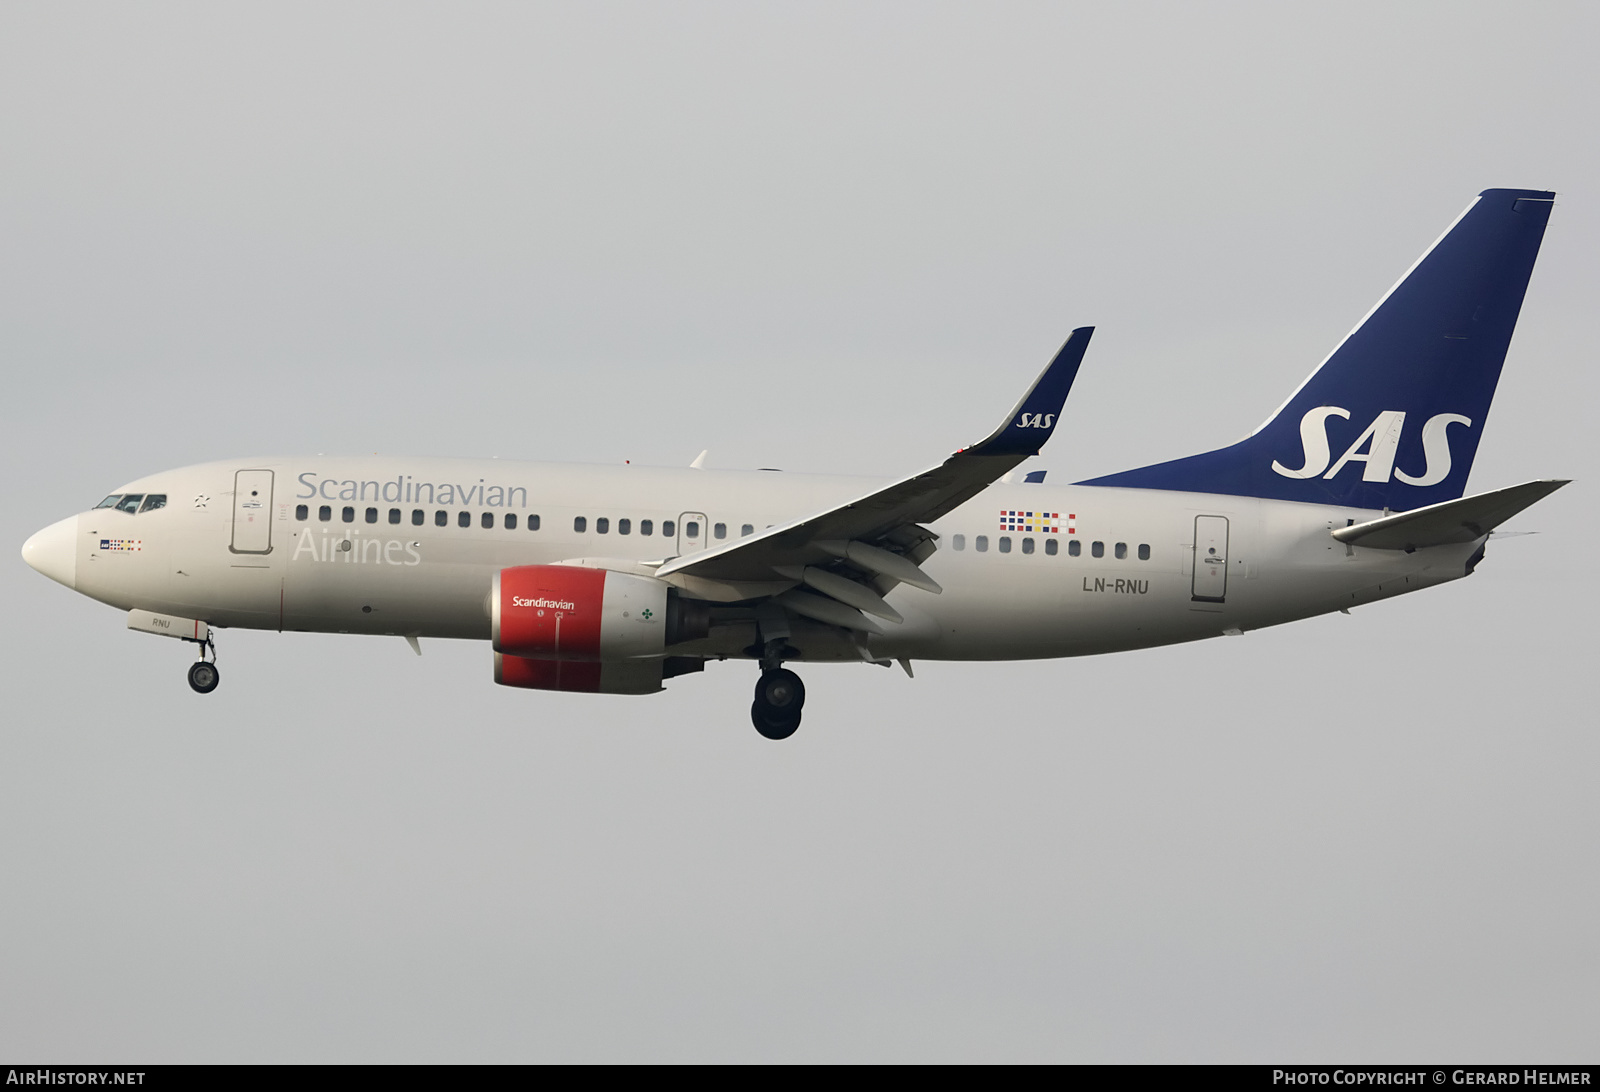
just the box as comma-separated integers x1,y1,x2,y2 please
998,512,1076,534
1000,511,1065,534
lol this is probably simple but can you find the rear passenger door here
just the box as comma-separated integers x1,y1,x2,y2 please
1191,515,1228,602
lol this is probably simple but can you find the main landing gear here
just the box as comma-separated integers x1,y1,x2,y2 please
187,634,219,694
751,667,805,740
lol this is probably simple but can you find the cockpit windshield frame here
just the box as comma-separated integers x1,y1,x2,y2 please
94,493,166,513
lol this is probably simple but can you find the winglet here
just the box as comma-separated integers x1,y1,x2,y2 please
965,327,1093,457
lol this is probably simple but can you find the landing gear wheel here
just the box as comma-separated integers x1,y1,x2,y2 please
751,668,805,740
751,702,801,740
756,668,805,714
188,661,220,694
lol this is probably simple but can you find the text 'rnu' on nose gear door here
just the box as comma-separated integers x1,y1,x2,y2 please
231,470,275,554
1192,515,1228,603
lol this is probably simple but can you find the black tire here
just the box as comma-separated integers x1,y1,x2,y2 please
751,702,801,741
188,661,220,694
755,668,805,713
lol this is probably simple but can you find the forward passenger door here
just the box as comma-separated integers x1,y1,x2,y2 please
231,470,275,554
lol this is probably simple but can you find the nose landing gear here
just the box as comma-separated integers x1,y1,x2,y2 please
751,667,805,740
188,660,219,694
186,634,219,694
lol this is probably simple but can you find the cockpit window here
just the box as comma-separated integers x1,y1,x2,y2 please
114,495,144,514
95,495,122,509
138,494,167,513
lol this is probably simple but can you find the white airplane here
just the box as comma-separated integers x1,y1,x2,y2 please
22,188,1569,739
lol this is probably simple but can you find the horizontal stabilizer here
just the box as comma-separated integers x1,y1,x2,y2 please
1332,479,1569,550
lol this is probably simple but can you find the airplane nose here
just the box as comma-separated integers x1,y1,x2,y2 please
22,515,79,590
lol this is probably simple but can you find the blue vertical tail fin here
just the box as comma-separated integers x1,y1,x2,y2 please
1082,188,1556,511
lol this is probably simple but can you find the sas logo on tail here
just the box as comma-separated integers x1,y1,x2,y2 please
1015,413,1056,429
1271,407,1471,486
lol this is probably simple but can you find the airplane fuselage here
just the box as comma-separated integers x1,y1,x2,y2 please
57,456,1478,667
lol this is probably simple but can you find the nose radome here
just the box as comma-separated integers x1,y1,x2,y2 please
22,515,79,590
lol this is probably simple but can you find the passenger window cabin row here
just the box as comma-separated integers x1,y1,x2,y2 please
289,504,1150,563
291,506,762,539
949,534,1152,561
571,518,756,538
297,504,543,530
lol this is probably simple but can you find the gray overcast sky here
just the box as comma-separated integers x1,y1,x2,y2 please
3,1,1596,1062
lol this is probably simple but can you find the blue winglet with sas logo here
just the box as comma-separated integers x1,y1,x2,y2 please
966,326,1094,458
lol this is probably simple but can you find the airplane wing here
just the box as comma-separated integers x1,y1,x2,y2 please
653,328,1094,622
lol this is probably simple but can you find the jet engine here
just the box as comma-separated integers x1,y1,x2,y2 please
491,564,709,661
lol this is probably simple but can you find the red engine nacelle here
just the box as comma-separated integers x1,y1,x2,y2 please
494,654,668,695
495,653,706,695
491,564,709,661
